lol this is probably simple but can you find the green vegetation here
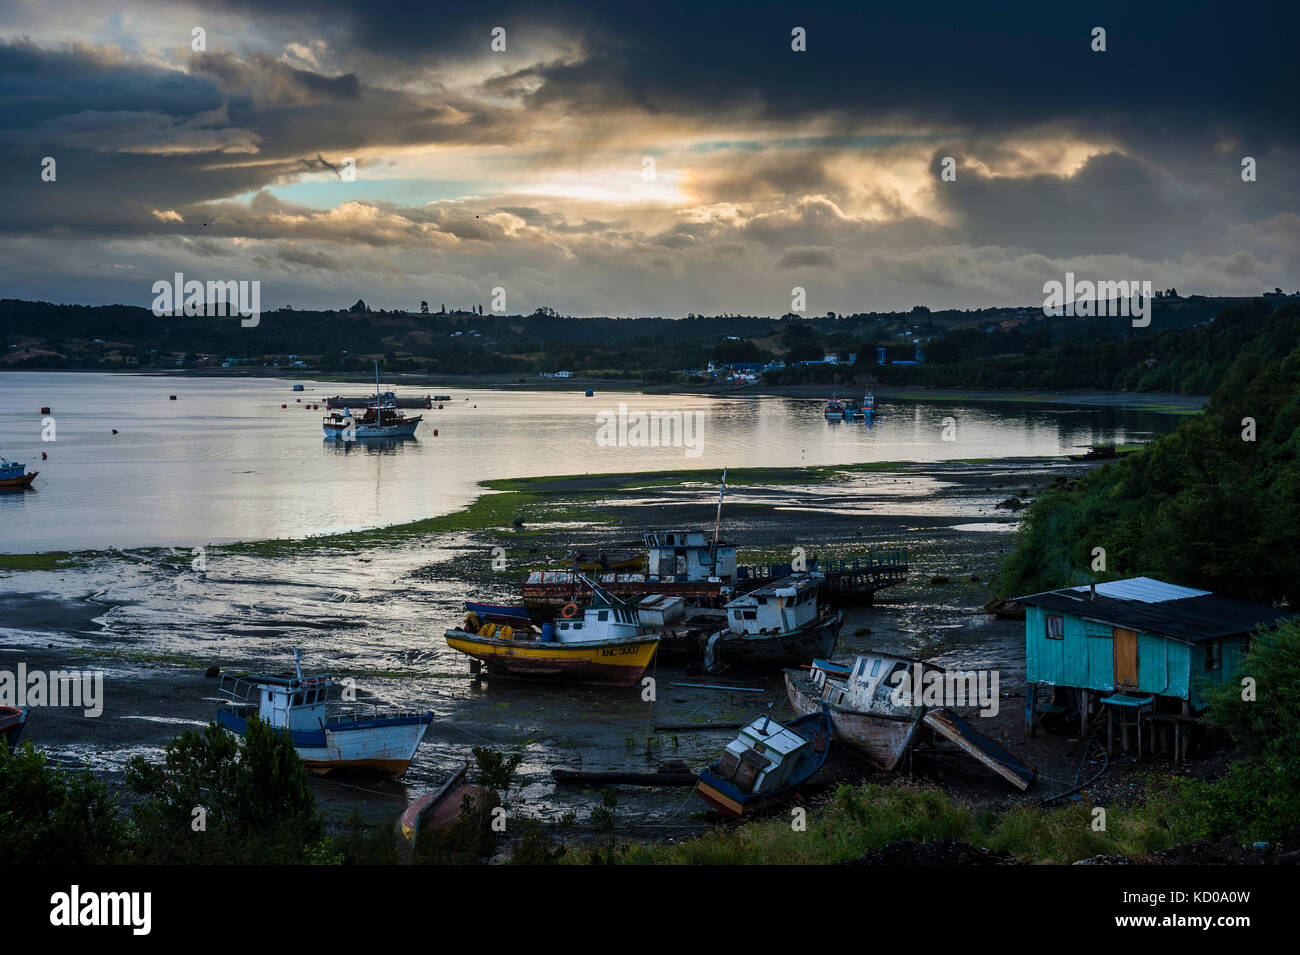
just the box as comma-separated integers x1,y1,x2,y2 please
995,302,1300,604
0,741,133,863
125,717,324,863
0,551,85,573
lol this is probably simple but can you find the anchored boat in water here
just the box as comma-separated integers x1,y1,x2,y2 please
0,458,37,490
216,650,433,777
446,574,661,687
696,707,831,817
322,363,422,439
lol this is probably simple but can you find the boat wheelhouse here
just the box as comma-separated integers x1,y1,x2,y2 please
710,573,843,669
645,529,736,581
216,650,432,777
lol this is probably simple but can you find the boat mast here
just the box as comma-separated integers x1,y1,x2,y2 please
374,360,382,425
710,468,726,571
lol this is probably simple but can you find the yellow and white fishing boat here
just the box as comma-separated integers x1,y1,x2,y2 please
445,575,660,687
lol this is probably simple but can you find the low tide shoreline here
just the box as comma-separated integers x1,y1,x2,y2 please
0,451,1233,859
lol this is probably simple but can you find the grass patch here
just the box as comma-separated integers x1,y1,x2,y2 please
0,551,89,573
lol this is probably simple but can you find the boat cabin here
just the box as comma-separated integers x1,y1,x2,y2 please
219,671,332,732
637,594,686,627
554,595,643,644
716,714,810,794
645,530,737,581
723,573,821,634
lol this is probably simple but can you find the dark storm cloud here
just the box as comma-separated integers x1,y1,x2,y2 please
192,0,1299,142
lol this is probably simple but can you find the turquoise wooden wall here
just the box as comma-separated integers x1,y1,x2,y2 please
1024,605,1209,703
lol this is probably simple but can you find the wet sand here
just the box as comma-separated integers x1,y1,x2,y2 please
0,454,1214,850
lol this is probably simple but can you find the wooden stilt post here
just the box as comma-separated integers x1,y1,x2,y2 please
1026,682,1036,738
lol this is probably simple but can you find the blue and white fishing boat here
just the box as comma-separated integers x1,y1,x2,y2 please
0,458,37,490
216,650,433,778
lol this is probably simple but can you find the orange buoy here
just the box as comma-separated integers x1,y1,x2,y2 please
560,602,579,619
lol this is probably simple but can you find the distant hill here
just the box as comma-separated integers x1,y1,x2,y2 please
1,293,1294,387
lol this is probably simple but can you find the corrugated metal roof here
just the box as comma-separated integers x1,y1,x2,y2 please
1016,588,1296,643
1066,577,1210,603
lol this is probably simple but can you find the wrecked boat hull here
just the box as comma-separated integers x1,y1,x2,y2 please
785,670,920,770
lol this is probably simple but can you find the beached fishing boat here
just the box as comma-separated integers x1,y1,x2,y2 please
445,575,661,687
706,574,843,670
0,459,37,490
1,706,29,748
785,653,943,770
216,650,433,777
522,527,742,619
696,708,831,817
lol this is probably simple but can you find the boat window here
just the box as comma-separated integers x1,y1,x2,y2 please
742,610,758,620
573,622,583,629
292,692,303,706
733,610,743,620
757,596,767,604
870,659,883,677
598,610,609,621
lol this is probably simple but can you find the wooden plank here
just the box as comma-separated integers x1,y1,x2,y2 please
923,709,1037,791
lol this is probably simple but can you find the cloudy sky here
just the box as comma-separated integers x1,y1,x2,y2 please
1,0,1296,316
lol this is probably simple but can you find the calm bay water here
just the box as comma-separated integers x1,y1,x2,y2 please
0,372,1177,552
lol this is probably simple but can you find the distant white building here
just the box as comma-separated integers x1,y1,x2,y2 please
555,370,573,378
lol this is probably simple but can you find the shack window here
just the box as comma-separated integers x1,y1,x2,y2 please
1045,615,1064,640
1205,640,1222,672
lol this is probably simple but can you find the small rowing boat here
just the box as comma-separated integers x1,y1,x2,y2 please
398,761,486,847
1,706,30,748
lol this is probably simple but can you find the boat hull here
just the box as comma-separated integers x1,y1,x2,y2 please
784,670,919,771
216,709,431,778
445,630,660,687
323,416,421,439
1,706,29,748
720,612,842,668
0,471,37,489
696,710,831,818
